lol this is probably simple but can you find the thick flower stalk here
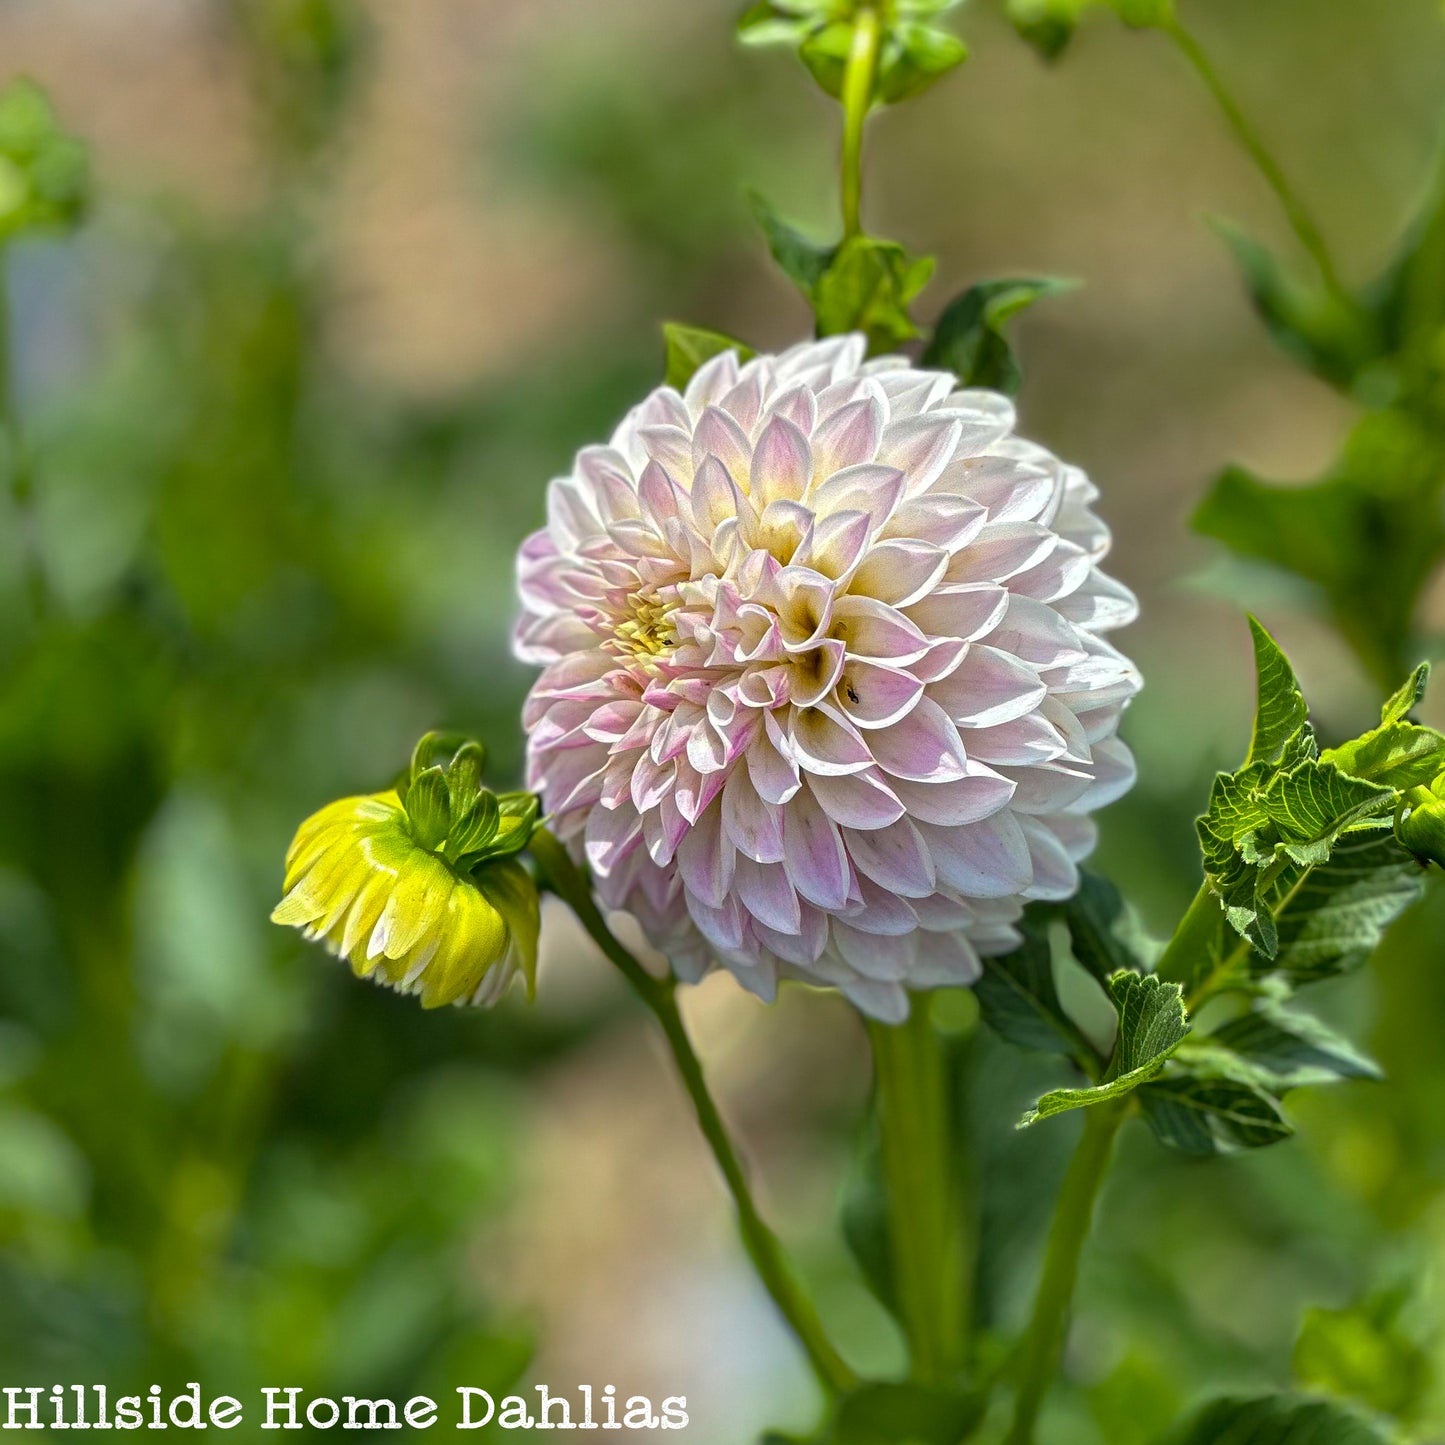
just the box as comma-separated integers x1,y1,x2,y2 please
272,735,541,1007
516,336,1140,1020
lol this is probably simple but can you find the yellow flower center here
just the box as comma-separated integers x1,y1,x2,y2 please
611,589,679,663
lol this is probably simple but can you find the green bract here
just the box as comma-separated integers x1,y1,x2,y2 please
738,0,968,105
0,78,89,244
271,732,543,1009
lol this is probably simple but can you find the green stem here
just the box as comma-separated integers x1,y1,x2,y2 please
0,243,45,617
1163,18,1348,303
529,829,857,1398
840,5,882,239
867,1005,968,1384
1004,1099,1129,1445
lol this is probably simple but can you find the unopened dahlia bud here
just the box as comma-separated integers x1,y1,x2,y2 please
272,734,541,1008
515,336,1140,1021
1398,782,1445,868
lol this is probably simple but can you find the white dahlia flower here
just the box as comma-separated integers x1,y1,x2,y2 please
515,335,1140,1021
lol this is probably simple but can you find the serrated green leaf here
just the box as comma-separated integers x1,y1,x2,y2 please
750,192,837,296
1213,218,1386,394
1245,615,1310,766
1382,662,1430,725
662,323,756,391
1139,1065,1292,1154
1019,972,1188,1126
974,926,1099,1068
921,276,1074,395
1208,1001,1382,1089
1198,756,1396,956
1265,830,1422,982
814,234,935,352
1322,718,1445,789
1159,1392,1390,1445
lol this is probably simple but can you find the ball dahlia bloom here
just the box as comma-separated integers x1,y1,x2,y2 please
515,336,1139,1021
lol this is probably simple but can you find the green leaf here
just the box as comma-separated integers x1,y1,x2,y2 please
1208,1001,1382,1089
1245,615,1310,766
835,1383,986,1445
1004,0,1169,59
921,277,1074,395
759,1381,986,1445
1019,972,1189,1126
1004,0,1086,58
1198,756,1396,956
1195,413,1445,686
750,193,837,295
1160,1392,1390,1445
1213,218,1385,394
0,78,89,242
736,2,816,47
1049,870,1161,984
1381,662,1429,725
662,323,756,391
798,21,854,98
974,926,1100,1068
814,234,936,351
1139,1064,1292,1154
1295,1291,1432,1423
876,23,969,103
1265,830,1422,982
1322,718,1445,789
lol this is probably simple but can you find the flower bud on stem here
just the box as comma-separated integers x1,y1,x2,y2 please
528,829,857,1399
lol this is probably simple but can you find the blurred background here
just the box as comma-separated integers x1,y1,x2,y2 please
3,0,1445,1439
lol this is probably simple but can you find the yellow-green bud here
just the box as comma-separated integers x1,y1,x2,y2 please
272,735,542,1008
1397,784,1445,869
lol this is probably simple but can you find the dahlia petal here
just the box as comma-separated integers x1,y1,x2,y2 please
922,811,1033,897
789,637,848,707
904,583,1010,641
964,711,1069,766
683,349,741,414
883,494,987,553
693,405,754,483
781,788,852,910
722,764,786,862
795,510,872,582
751,415,813,508
806,768,905,830
869,696,970,782
808,462,906,528
851,539,949,608
833,922,912,979
909,930,982,987
585,804,644,876
790,703,874,775
829,594,930,662
888,765,1016,826
876,414,963,494
985,594,1090,667
845,816,936,897
836,658,925,729
763,383,818,437
930,644,1047,727
675,809,736,910
732,856,802,934
812,396,884,475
